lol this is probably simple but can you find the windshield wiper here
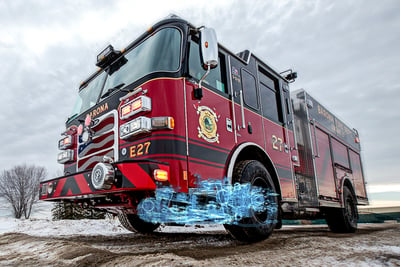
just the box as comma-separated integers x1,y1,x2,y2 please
101,83,125,99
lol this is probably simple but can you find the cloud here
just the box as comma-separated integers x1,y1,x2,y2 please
0,0,399,187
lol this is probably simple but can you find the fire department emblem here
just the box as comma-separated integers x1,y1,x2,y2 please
194,104,220,143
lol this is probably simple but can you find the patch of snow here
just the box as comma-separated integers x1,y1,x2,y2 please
0,216,227,237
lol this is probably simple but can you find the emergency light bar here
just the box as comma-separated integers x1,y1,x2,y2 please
120,96,152,120
120,116,175,139
96,45,121,69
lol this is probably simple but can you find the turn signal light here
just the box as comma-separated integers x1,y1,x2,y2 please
119,116,175,140
151,117,175,130
154,169,169,182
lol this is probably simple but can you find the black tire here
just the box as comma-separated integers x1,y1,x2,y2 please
118,212,159,234
325,187,358,233
224,160,279,242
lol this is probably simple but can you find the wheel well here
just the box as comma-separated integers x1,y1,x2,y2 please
342,179,357,203
231,144,282,200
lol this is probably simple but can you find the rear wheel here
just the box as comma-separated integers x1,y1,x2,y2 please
118,212,160,234
224,160,279,242
325,186,358,233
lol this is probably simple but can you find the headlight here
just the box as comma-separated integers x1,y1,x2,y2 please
47,182,54,194
57,149,74,164
120,117,152,139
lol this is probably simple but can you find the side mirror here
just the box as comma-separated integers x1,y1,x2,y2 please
194,27,218,100
199,27,218,69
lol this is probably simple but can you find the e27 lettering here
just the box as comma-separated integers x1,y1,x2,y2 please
130,141,151,158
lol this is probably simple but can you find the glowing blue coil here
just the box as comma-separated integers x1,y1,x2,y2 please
137,178,278,226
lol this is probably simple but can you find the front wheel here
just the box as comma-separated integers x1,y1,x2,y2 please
325,186,358,233
118,212,159,234
224,160,279,242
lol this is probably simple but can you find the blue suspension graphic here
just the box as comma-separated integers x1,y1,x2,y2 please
137,178,278,226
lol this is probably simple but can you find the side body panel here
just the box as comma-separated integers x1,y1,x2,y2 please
292,89,368,207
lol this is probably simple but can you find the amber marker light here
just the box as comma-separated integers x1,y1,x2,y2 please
154,169,169,182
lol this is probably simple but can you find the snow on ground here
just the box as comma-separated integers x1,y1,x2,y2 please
0,217,129,236
0,216,226,237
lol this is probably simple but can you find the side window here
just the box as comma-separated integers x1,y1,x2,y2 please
189,40,227,93
241,69,258,109
259,70,283,123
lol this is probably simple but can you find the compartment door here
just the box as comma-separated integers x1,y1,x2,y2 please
311,124,337,199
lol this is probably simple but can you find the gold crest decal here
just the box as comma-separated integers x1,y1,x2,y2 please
194,104,220,143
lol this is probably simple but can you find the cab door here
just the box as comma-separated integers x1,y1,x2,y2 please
185,38,234,187
230,60,264,147
257,67,296,200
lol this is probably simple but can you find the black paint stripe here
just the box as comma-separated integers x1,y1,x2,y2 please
276,166,293,180
188,137,231,153
61,177,81,196
188,142,229,166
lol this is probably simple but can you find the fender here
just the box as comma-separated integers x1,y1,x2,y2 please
226,142,282,197
338,175,357,206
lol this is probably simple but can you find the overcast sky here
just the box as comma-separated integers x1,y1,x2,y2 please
0,0,399,196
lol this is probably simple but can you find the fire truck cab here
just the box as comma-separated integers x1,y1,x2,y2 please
40,16,368,242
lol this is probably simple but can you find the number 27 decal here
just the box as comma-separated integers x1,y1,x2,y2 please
271,135,284,152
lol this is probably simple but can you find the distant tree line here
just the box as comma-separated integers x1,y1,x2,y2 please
0,164,46,219
0,164,106,220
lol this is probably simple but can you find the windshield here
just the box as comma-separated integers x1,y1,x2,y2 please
70,27,182,118
70,72,106,117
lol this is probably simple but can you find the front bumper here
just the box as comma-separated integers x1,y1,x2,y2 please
40,160,170,201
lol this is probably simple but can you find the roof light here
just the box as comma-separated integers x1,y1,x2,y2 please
120,96,151,120
96,45,121,69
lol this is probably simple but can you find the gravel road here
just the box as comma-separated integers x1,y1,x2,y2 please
0,223,399,266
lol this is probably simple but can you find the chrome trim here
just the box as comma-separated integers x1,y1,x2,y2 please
183,78,189,156
227,56,237,144
291,99,298,150
311,119,320,158
339,177,356,206
304,92,320,198
239,90,246,129
226,142,282,195
119,87,143,101
319,200,341,208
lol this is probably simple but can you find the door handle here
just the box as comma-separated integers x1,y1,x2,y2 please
239,90,246,129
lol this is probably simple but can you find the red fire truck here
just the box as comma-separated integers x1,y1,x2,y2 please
40,16,368,242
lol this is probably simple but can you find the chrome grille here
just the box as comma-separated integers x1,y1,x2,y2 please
77,110,118,171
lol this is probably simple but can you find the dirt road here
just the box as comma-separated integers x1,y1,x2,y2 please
0,223,399,266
